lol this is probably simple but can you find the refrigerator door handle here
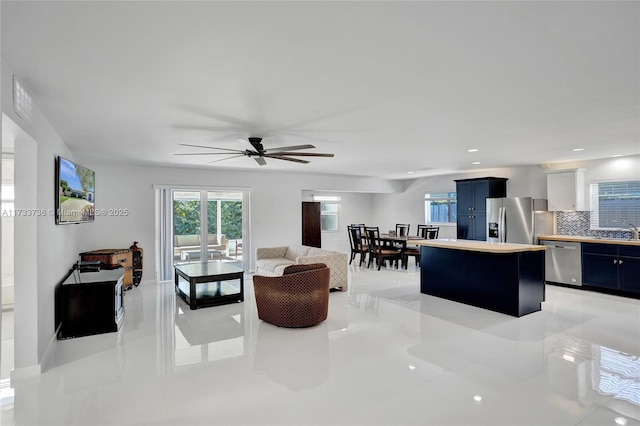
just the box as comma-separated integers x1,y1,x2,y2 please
499,207,506,243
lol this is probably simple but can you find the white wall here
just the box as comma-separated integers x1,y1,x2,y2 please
545,155,640,194
301,190,375,254
76,162,400,277
2,60,78,375
370,165,548,235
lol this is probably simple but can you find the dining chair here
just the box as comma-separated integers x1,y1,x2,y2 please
406,225,440,267
395,224,410,237
365,227,402,270
347,225,368,266
417,225,439,239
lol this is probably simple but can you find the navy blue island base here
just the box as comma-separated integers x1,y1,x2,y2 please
419,242,546,317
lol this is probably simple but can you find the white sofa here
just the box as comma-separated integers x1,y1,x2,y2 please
255,245,349,291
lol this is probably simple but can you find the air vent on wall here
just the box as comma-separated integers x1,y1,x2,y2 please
13,76,32,123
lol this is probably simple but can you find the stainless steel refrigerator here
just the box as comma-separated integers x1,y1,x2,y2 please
486,197,553,244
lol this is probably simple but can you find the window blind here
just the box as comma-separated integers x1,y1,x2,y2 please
589,180,640,229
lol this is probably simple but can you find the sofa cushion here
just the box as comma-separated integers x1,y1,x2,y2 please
207,234,218,245
283,263,327,275
284,245,311,261
257,258,295,273
307,247,331,256
175,235,200,247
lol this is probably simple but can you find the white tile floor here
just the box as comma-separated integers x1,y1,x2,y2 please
3,263,640,425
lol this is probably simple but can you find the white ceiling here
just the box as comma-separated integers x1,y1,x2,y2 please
1,1,638,179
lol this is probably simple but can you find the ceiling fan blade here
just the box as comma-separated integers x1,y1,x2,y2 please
178,143,243,153
271,152,335,157
264,144,316,153
264,154,310,164
209,154,246,164
254,157,267,166
175,152,243,156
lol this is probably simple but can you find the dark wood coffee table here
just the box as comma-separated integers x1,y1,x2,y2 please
174,262,244,310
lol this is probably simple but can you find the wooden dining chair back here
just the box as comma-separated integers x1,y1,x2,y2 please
406,226,440,268
417,225,440,239
396,224,410,237
365,227,402,270
347,225,368,266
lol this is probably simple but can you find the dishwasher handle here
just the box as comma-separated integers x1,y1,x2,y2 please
553,245,576,250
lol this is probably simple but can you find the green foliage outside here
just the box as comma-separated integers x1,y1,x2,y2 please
75,166,95,197
222,201,242,239
174,200,201,235
173,199,242,239
60,179,70,193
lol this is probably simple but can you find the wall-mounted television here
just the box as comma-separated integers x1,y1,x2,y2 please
55,156,95,224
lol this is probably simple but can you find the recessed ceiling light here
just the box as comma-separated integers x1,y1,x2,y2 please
408,365,416,370
472,161,481,165
473,395,482,402
571,148,585,152
611,154,624,158
468,148,479,152
615,417,627,426
407,171,415,174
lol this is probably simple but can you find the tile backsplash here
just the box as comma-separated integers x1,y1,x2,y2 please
556,211,634,239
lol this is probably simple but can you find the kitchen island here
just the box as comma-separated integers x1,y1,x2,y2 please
416,239,546,317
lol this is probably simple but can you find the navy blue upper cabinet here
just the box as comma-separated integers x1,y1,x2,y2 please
582,242,640,293
455,177,507,241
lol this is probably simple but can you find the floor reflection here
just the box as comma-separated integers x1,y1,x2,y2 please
173,300,247,366
253,321,330,390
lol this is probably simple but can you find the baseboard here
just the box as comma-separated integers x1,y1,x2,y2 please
11,363,41,381
37,324,60,374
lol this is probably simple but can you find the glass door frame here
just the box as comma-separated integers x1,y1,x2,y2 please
155,185,251,281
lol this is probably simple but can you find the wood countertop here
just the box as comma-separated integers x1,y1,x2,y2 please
414,239,546,253
539,235,640,247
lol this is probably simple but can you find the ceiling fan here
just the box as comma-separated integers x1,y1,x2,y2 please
175,137,335,166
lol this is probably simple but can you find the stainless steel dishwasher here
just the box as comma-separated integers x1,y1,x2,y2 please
542,241,582,286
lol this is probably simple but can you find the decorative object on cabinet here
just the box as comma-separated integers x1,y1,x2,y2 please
56,268,125,339
79,248,134,289
130,241,143,286
545,169,585,211
302,201,321,248
454,177,507,241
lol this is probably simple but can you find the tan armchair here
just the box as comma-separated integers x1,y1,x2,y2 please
253,263,330,328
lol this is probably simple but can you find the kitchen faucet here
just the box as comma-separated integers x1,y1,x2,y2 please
624,223,639,239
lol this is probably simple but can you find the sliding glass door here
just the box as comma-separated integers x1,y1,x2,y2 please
172,190,243,265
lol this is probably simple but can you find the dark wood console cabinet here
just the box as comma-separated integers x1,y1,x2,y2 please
80,248,137,288
56,269,125,339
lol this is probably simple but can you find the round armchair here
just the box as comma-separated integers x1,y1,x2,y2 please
253,263,330,328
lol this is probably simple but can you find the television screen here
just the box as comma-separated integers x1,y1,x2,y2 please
55,156,95,224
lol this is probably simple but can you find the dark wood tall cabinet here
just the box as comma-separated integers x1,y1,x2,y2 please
455,177,507,241
56,269,125,339
302,202,322,248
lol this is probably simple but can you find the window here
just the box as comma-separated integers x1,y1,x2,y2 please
425,192,457,223
314,195,340,231
589,180,640,230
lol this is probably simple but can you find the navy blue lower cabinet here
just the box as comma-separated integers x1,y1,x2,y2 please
582,243,640,295
620,256,640,293
582,253,619,290
420,246,545,317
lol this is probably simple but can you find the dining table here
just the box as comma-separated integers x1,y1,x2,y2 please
379,234,425,269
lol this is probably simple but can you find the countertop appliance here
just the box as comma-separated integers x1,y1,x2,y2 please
541,240,582,286
486,197,554,244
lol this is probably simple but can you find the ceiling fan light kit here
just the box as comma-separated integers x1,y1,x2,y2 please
176,137,334,166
